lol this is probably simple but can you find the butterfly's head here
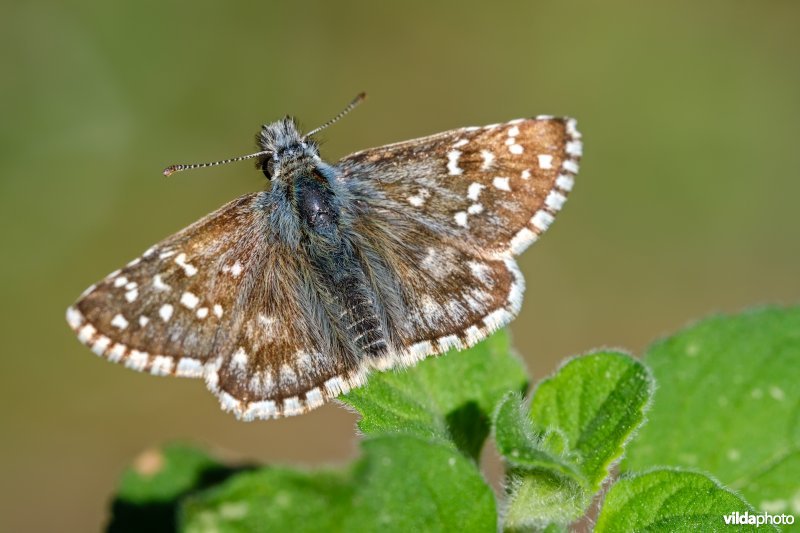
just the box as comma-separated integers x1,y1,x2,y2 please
255,118,320,181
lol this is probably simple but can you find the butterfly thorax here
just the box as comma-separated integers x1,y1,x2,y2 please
258,119,389,363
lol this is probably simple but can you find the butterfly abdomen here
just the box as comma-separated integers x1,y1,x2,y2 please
338,275,387,358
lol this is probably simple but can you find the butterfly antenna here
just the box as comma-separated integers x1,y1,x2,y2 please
303,92,366,139
163,150,270,177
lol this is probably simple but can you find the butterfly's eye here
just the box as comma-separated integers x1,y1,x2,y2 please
261,158,276,180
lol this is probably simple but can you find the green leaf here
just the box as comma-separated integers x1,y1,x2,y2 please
341,329,527,459
623,307,800,515
109,444,241,533
529,351,653,490
496,352,654,531
595,469,772,532
494,392,584,482
494,393,587,532
179,435,496,533
502,471,586,533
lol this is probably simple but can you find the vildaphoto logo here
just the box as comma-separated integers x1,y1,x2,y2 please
723,511,795,527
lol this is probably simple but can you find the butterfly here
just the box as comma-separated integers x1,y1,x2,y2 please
66,94,582,420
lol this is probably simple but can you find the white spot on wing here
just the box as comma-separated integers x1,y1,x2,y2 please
483,309,512,331
507,125,520,137
159,304,173,322
150,355,172,376
176,357,204,377
566,140,583,157
452,138,468,148
125,288,138,302
305,387,324,409
244,400,277,420
219,392,239,412
437,335,463,352
556,174,575,191
108,343,126,363
66,307,83,329
509,144,524,155
467,182,485,201
138,315,149,327
113,276,128,288
280,364,297,387
78,324,96,343
153,274,171,291
283,396,304,416
174,253,198,277
480,150,495,170
509,228,538,254
324,376,347,396
295,351,313,373
454,211,468,227
111,314,129,330
180,291,199,309
407,188,430,207
91,335,111,356
258,314,277,335
407,341,434,362
196,307,208,319
213,304,223,318
151,356,174,375
545,190,567,211
492,176,511,191
468,261,493,285
521,169,531,180
467,203,483,215
537,154,553,169
231,347,248,370
447,150,463,175
566,118,581,138
230,261,242,277
126,350,148,371
464,326,484,346
532,210,555,231
562,160,580,173
408,195,424,207
248,370,275,396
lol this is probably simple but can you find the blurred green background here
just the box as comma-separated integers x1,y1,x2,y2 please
2,1,799,531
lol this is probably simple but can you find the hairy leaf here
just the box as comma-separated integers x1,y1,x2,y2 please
342,329,527,459
623,307,800,515
596,469,771,532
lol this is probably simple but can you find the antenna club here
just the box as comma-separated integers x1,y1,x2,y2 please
163,165,183,177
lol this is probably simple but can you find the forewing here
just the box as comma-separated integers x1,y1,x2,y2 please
67,193,355,420
338,116,581,257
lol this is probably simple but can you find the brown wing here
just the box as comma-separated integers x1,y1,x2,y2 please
338,117,581,256
339,117,581,356
350,213,524,367
67,193,362,420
